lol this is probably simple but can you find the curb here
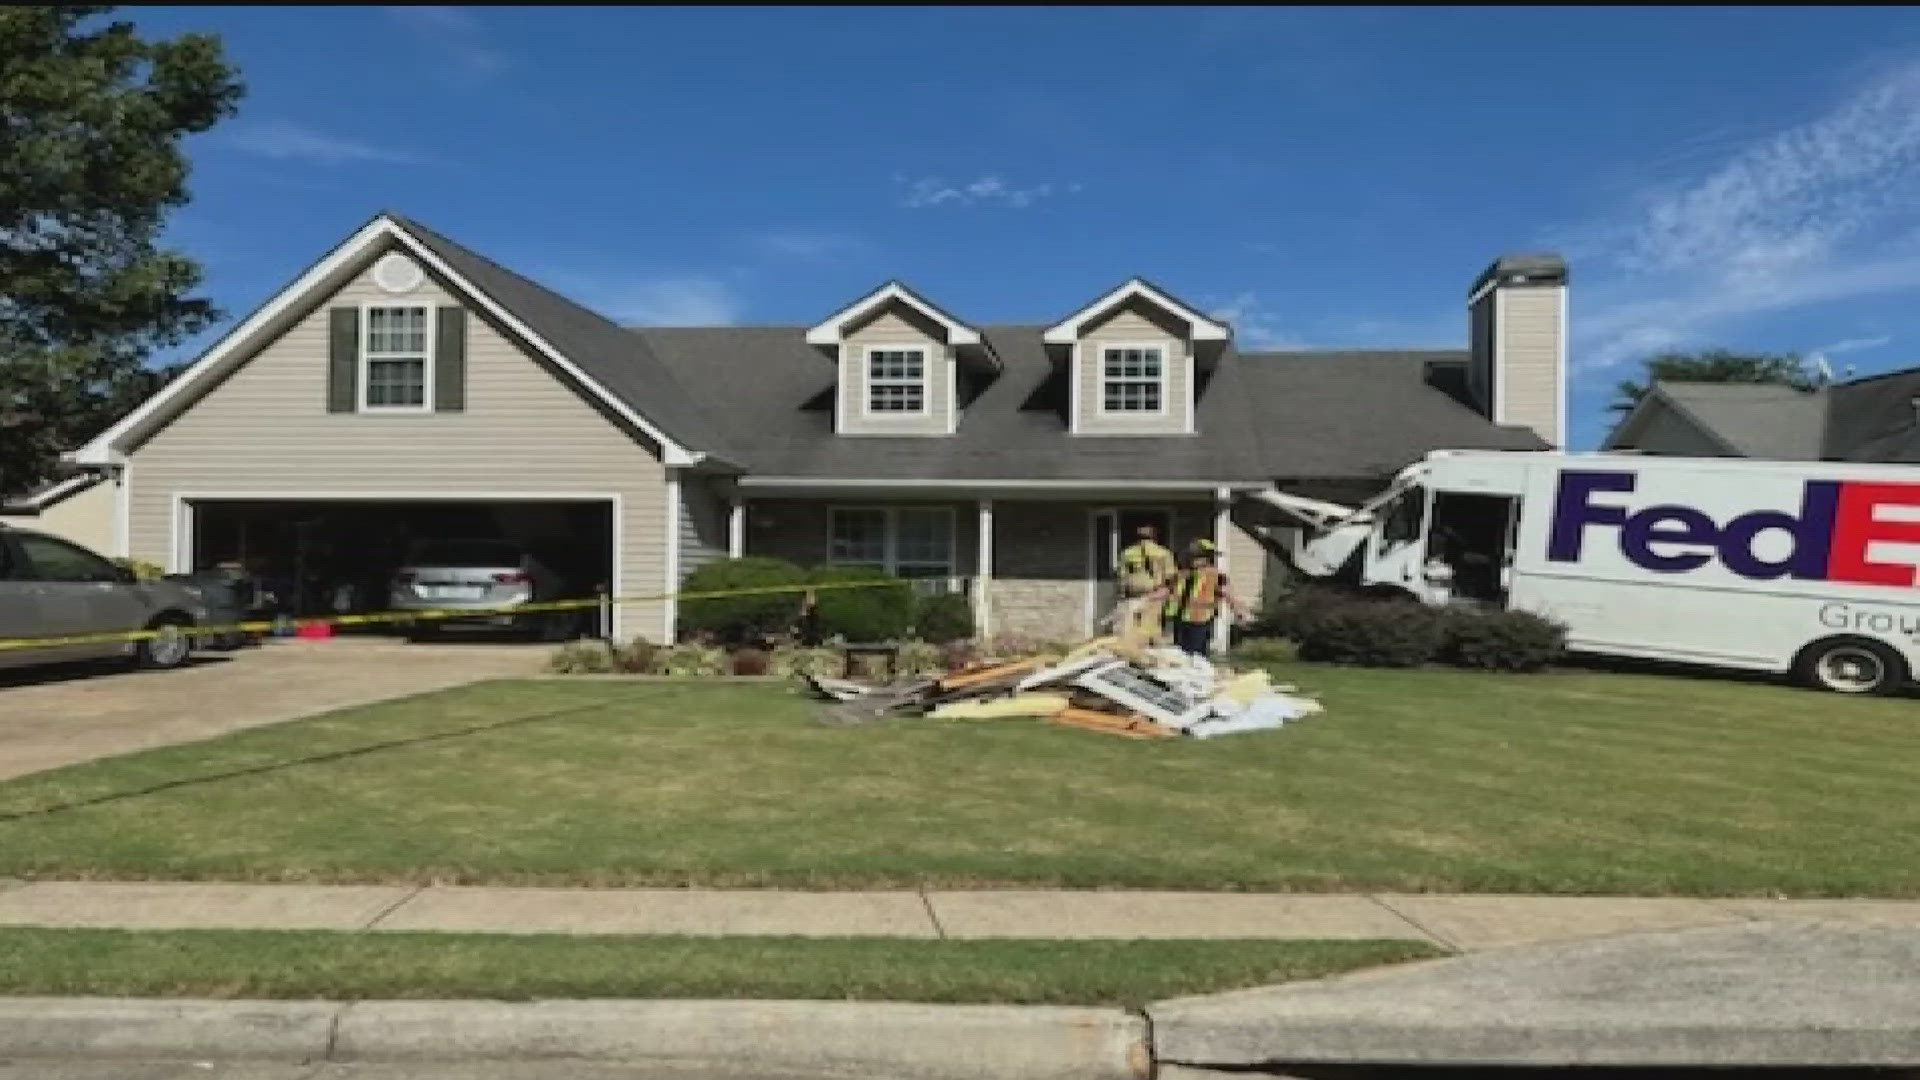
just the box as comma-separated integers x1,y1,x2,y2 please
0,997,1150,1080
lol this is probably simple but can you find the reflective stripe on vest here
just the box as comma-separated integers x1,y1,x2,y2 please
1166,567,1221,624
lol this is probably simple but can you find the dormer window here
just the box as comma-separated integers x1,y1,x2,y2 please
1100,345,1165,414
867,348,927,414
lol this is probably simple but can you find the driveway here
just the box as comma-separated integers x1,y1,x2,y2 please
0,638,544,781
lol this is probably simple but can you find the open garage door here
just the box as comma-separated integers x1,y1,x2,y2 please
182,497,614,627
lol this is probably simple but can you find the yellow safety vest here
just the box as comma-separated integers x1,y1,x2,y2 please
1118,541,1173,598
1165,567,1222,624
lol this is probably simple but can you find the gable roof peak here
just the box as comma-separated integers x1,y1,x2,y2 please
804,279,984,349
1042,277,1230,344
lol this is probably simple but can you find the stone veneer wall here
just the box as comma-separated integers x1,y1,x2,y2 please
984,501,1089,642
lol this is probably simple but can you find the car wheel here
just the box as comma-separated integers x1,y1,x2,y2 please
1794,636,1908,695
136,617,195,670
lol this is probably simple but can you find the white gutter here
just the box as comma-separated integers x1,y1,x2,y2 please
736,477,1268,492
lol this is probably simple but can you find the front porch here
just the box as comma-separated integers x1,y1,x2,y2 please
717,481,1275,646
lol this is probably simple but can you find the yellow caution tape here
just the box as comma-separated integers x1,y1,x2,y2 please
0,579,899,652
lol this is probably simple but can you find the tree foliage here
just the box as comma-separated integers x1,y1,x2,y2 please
0,6,243,495
1608,349,1818,415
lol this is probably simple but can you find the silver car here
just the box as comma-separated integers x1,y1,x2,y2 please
390,538,579,640
0,524,212,673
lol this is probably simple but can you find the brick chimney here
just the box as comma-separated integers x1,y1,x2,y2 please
1467,254,1567,448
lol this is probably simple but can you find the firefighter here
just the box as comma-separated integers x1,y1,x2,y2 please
1111,523,1177,641
1159,538,1251,657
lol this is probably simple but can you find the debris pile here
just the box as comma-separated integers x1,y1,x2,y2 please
802,635,1322,739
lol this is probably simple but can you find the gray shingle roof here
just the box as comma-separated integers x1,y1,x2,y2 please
1653,382,1828,459
1824,367,1920,462
635,329,1542,481
391,214,736,463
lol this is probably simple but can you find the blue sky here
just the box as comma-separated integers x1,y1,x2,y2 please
131,5,1920,448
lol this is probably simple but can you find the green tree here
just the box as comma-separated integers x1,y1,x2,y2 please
0,6,243,496
1609,349,1818,415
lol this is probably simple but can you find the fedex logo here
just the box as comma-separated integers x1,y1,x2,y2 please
1547,469,1920,587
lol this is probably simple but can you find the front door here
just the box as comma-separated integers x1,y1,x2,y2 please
1090,507,1173,634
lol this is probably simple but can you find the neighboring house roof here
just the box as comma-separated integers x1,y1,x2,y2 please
1606,369,1920,463
0,473,102,514
1654,382,1827,459
637,330,1542,482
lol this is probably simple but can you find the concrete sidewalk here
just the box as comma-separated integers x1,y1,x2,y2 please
2,879,1919,949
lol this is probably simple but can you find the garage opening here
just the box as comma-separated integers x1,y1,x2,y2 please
184,499,614,630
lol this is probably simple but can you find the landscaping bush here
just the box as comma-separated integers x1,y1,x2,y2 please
730,648,772,676
983,632,1071,660
1250,583,1353,640
113,557,166,581
1294,598,1444,668
769,645,842,680
677,557,809,645
1440,608,1567,672
1228,637,1297,667
898,639,944,677
546,639,617,674
914,591,975,644
614,638,659,674
654,642,728,677
807,565,914,643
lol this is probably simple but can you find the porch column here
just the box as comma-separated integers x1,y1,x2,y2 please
973,498,993,641
727,496,745,558
1213,486,1232,654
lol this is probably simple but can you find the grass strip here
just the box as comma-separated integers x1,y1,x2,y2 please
0,928,1442,1008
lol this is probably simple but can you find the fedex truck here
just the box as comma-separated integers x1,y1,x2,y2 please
1252,451,1920,694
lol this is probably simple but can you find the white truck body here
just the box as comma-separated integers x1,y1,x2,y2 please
1255,450,1920,690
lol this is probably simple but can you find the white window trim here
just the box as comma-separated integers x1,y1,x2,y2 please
1094,341,1171,418
826,505,959,588
358,303,435,414
861,346,931,418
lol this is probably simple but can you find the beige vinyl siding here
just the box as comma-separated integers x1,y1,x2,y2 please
0,479,118,556
838,302,954,436
1495,286,1564,447
1075,299,1193,436
122,251,671,640
1226,513,1267,613
678,476,731,582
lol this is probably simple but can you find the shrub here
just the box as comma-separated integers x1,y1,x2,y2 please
730,648,772,676
1294,598,1444,668
113,557,166,581
914,591,975,644
546,639,617,674
1228,637,1297,667
807,565,914,643
614,638,659,674
654,642,728,677
898,639,944,677
983,632,1072,660
1440,608,1567,672
678,557,809,645
1251,583,1353,640
770,645,842,680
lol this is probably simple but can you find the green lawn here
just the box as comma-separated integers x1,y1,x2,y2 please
0,667,1915,895
0,928,1438,1006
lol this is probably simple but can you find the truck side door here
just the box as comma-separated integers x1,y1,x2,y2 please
1363,485,1437,599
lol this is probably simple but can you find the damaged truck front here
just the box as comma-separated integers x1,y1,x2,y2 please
1248,449,1920,695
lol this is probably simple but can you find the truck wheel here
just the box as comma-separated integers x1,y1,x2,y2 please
136,616,195,670
1793,636,1908,695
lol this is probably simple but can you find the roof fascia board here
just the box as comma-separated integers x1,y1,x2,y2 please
75,215,703,469
0,473,101,512
805,281,982,348
738,476,1266,491
1043,278,1230,344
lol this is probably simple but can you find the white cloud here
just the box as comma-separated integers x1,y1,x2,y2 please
383,6,508,78
597,276,741,326
1206,292,1301,350
897,174,1082,209
1573,60,1920,371
224,120,426,166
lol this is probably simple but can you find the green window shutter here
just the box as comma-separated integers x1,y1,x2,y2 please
434,306,467,412
327,307,359,413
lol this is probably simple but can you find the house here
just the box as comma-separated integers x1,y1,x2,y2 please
0,474,118,554
62,213,1561,643
1604,368,1920,462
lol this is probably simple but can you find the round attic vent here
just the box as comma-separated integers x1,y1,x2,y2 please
373,252,424,294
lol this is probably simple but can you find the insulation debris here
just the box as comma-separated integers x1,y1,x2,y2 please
801,637,1323,739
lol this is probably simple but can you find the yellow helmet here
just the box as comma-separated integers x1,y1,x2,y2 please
1191,538,1220,554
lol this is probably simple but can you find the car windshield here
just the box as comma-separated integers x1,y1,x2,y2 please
406,540,524,568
